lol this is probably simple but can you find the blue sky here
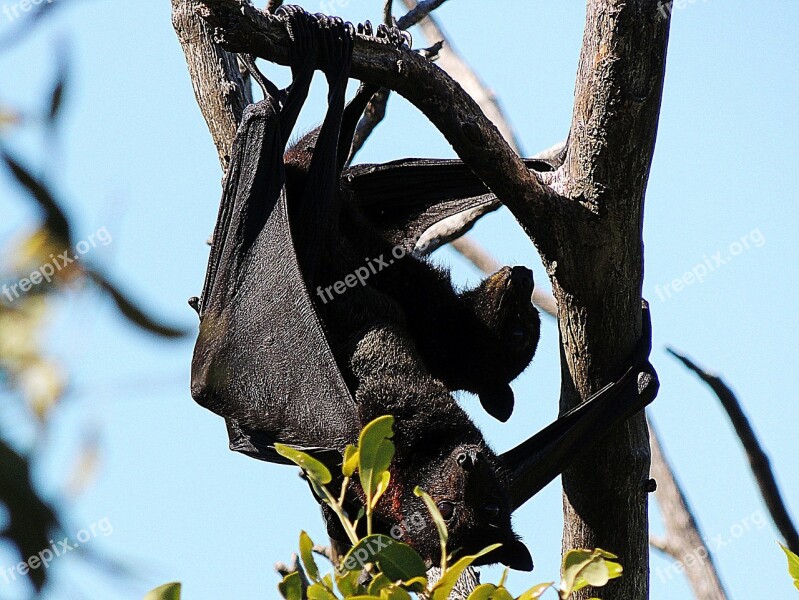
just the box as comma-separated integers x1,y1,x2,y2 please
1,1,797,598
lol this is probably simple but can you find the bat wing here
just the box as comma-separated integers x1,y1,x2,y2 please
192,98,358,464
342,158,555,249
500,302,658,509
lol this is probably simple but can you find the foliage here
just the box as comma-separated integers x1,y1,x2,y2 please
779,543,799,592
145,417,621,599
0,37,188,595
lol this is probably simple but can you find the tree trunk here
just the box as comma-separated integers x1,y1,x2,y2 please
549,2,671,598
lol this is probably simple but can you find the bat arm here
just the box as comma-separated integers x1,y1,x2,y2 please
502,301,658,510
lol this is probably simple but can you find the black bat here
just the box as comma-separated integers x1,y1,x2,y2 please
190,5,658,571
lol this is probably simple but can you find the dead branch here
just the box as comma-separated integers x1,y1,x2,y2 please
649,419,729,599
668,348,799,554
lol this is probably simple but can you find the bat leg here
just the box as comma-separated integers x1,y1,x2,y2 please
337,82,379,172
274,5,318,141
335,23,408,170
291,15,356,277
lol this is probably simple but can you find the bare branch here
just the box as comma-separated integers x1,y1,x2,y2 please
668,348,799,554
400,0,525,153
195,0,567,255
383,0,394,26
396,0,451,30
649,419,729,599
347,87,391,166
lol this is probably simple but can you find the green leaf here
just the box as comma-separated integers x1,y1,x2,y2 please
343,444,359,477
381,585,412,599
143,583,181,600
341,535,426,582
336,569,364,596
307,582,337,600
430,544,501,600
358,416,395,500
368,573,392,595
300,531,321,582
561,549,622,595
402,576,428,594
466,584,497,600
779,543,799,590
371,471,391,508
414,487,448,546
278,572,303,600
275,443,332,484
516,582,553,600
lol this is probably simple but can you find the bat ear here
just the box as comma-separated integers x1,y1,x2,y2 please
478,539,534,571
497,539,534,571
478,384,515,422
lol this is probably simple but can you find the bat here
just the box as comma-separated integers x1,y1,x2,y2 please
189,5,658,571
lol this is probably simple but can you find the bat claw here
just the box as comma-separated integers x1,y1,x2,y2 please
277,5,318,66
375,22,412,49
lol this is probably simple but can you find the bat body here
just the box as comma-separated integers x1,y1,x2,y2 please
190,5,658,572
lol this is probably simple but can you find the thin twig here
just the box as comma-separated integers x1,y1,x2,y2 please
396,0,451,30
668,348,799,554
383,0,394,26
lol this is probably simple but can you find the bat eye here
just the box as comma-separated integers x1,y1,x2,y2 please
482,503,500,520
437,501,456,521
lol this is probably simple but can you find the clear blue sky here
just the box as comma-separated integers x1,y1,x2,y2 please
1,1,797,598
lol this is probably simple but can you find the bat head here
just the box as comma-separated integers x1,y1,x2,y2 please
395,442,534,571
460,266,541,421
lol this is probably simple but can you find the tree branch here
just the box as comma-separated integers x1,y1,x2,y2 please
171,0,252,170
668,348,799,555
396,0,451,30
649,419,729,599
553,4,670,599
194,0,567,255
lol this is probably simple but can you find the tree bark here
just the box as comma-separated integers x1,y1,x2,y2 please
551,3,670,598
